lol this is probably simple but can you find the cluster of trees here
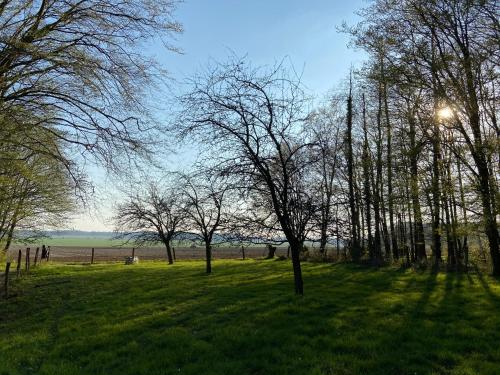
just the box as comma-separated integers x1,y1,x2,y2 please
114,173,231,273
114,61,326,294
0,0,181,254
115,0,499,295
341,0,498,274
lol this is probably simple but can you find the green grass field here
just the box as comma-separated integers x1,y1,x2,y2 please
1,260,499,375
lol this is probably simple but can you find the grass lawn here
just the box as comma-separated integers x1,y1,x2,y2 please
0,260,499,375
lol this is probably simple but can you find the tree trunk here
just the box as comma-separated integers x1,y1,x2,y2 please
403,169,415,262
376,78,390,261
362,93,374,260
289,239,304,295
2,207,20,253
165,242,174,265
346,78,361,261
372,81,386,265
380,193,391,259
205,243,212,274
476,156,500,275
382,63,398,260
356,177,364,249
407,110,426,260
447,160,462,269
319,223,328,255
431,121,442,266
444,195,456,269
319,197,331,255
2,220,16,253
430,35,442,267
462,44,500,276
266,244,277,259
371,158,382,265
457,157,469,271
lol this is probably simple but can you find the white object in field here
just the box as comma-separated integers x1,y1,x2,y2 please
125,256,139,265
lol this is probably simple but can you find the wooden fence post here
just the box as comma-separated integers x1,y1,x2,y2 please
25,248,31,273
91,248,95,264
34,247,39,266
4,262,10,298
16,250,22,277
132,247,135,259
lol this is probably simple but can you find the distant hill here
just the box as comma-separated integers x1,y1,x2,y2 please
47,230,116,238
13,230,116,239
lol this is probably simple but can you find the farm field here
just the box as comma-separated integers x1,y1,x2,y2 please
5,245,288,263
1,260,499,375
12,236,294,249
9,236,292,262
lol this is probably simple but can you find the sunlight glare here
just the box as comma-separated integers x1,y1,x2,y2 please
438,106,453,120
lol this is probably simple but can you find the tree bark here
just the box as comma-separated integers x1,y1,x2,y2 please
462,40,499,275
319,219,328,256
381,60,398,260
289,239,304,295
457,157,469,271
205,243,212,274
362,93,374,261
475,154,500,275
165,241,174,265
431,119,442,266
266,244,277,259
346,78,361,261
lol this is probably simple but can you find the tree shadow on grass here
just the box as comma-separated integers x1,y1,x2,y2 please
372,269,500,375
1,261,499,375
353,270,441,374
349,268,498,374
44,263,412,374
472,263,500,308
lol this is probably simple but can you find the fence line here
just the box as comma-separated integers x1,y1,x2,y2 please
2,246,46,299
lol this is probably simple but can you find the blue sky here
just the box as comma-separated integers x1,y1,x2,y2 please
71,0,367,231
159,0,366,95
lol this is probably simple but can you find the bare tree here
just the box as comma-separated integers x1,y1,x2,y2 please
175,58,318,294
113,182,185,264
179,173,230,274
